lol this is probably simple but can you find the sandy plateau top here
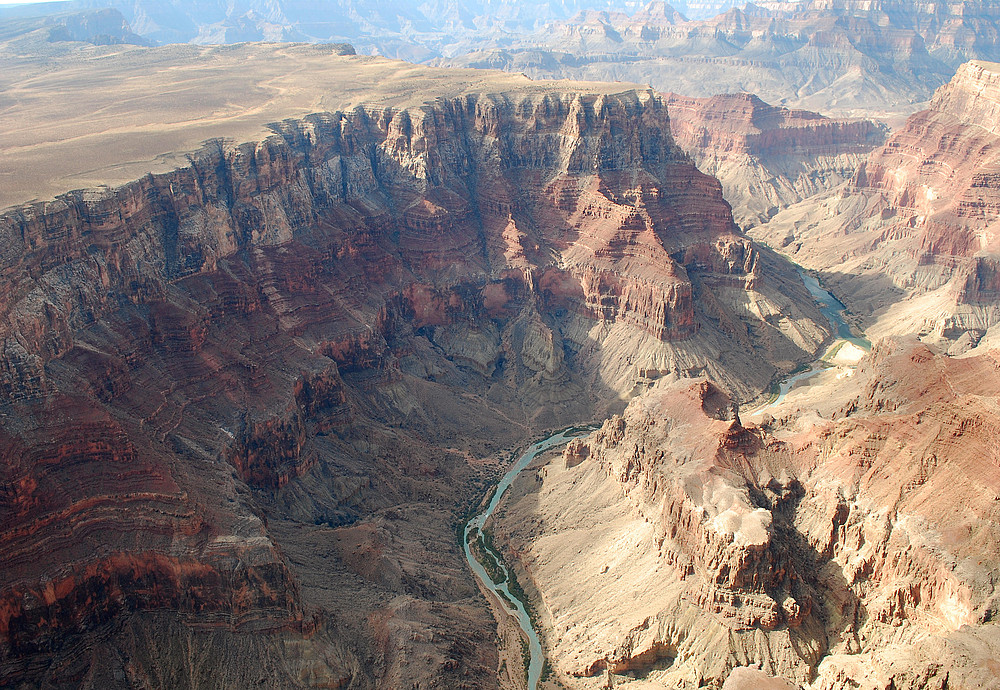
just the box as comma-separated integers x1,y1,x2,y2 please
0,42,646,210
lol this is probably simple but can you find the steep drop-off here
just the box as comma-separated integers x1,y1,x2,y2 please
0,50,829,688
662,92,887,226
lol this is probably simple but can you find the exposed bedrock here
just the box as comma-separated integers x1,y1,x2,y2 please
663,92,888,228
440,0,1000,120
0,88,827,686
495,337,1000,689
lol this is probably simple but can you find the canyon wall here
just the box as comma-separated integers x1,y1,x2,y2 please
441,0,1000,119
751,60,1000,343
11,0,1000,119
663,92,887,226
0,78,828,687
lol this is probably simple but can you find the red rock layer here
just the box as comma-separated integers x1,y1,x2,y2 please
0,88,822,686
856,62,1000,245
750,60,1000,339
664,92,880,157
663,92,887,225
845,61,1000,312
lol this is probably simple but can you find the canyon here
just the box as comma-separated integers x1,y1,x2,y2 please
661,92,887,226
479,54,1000,690
750,60,1000,346
10,1,1000,120
496,335,1000,689
2,4,1000,690
0,43,830,688
441,0,1000,119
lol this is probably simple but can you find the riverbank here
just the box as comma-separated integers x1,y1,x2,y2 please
753,270,870,411
463,427,595,690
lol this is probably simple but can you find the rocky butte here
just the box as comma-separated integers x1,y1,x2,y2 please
0,42,830,687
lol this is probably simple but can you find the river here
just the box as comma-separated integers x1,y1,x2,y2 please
463,427,592,690
764,270,871,409
462,275,862,685
799,270,870,349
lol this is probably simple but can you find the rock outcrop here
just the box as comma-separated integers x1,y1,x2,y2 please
763,0,1000,65
663,92,887,226
496,338,1000,689
0,50,829,687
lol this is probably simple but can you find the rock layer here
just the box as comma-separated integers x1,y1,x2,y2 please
751,60,1000,343
10,0,1000,119
0,52,828,687
442,0,1000,118
663,92,887,226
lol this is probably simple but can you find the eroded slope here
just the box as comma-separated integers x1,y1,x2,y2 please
663,92,887,227
442,0,1000,119
496,339,1000,689
751,60,1000,345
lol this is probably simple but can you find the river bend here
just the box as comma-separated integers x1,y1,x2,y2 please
463,428,591,689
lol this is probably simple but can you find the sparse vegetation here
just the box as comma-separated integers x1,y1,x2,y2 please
505,562,539,627
825,340,847,361
521,637,531,684
470,529,508,586
788,362,811,376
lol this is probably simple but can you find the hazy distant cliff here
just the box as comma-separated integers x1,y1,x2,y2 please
663,92,887,226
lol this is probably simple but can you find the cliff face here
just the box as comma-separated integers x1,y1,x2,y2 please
796,0,1000,63
663,92,887,226
496,338,1000,689
0,84,828,686
857,61,1000,234
751,60,1000,343
12,0,1000,120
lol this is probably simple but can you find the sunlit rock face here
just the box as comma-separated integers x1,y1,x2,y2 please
495,337,1000,689
751,61,1000,342
662,91,887,227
